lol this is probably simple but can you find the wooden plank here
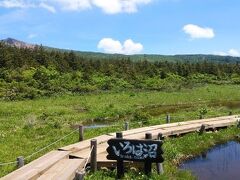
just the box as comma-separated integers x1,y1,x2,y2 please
108,126,156,137
126,129,168,140
59,135,113,152
124,132,146,140
205,119,236,128
61,116,237,152
109,116,237,138
70,143,108,159
110,118,237,141
124,123,204,139
97,152,109,162
2,151,70,180
162,124,202,136
97,152,116,168
149,116,237,130
160,119,235,136
37,159,86,180
158,119,236,136
124,120,232,139
70,118,238,160
3,115,239,180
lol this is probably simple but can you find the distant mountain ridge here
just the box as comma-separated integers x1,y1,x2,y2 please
1,38,36,49
1,37,240,63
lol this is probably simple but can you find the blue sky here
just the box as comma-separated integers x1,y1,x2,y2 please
0,0,240,56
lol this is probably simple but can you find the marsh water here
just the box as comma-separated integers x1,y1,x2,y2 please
84,124,108,129
180,141,240,180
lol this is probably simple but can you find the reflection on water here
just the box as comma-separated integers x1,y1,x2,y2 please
84,124,108,129
180,141,240,180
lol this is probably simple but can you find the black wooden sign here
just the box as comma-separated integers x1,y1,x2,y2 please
107,138,164,163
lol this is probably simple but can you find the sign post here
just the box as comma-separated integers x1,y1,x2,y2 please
107,134,164,178
144,133,152,175
116,132,124,179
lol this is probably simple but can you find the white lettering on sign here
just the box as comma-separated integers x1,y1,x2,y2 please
112,141,158,159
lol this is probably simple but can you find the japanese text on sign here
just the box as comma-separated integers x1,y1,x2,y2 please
107,138,163,162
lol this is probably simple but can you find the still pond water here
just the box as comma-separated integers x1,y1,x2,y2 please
180,141,240,180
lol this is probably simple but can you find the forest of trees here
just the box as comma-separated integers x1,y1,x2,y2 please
0,42,240,100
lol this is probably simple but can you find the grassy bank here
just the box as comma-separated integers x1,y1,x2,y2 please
0,84,240,177
85,127,240,180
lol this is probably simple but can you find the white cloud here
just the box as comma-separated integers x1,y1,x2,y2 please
183,24,215,39
39,2,56,13
27,33,37,39
214,51,228,56
92,0,152,14
123,39,144,54
0,0,152,14
0,0,56,13
228,49,240,57
98,38,123,54
49,0,92,11
92,0,122,14
0,0,32,8
98,38,143,55
214,49,240,57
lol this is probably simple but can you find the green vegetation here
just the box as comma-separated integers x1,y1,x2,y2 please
1,43,240,100
86,127,240,180
48,46,240,64
0,84,240,178
1,43,240,178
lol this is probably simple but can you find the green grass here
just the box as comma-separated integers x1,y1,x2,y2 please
0,84,240,177
86,127,240,180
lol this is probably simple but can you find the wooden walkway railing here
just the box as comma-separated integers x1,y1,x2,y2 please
2,115,239,180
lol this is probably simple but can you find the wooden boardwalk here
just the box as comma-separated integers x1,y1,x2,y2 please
2,115,239,180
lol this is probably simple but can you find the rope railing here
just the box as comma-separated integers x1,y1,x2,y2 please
0,161,18,166
0,128,79,167
25,128,78,160
75,140,97,179
83,146,94,170
1,114,237,167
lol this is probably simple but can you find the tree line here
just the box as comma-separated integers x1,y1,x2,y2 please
0,43,240,100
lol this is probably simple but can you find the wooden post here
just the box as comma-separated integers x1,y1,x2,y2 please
201,152,207,159
237,120,240,128
156,133,164,175
116,132,123,138
116,132,124,179
212,127,217,132
90,139,97,173
199,124,206,135
79,125,84,142
166,114,170,124
156,163,164,175
75,170,85,180
17,156,24,168
124,122,129,131
158,133,164,141
144,133,152,175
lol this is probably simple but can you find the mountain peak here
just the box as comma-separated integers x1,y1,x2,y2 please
1,37,36,49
